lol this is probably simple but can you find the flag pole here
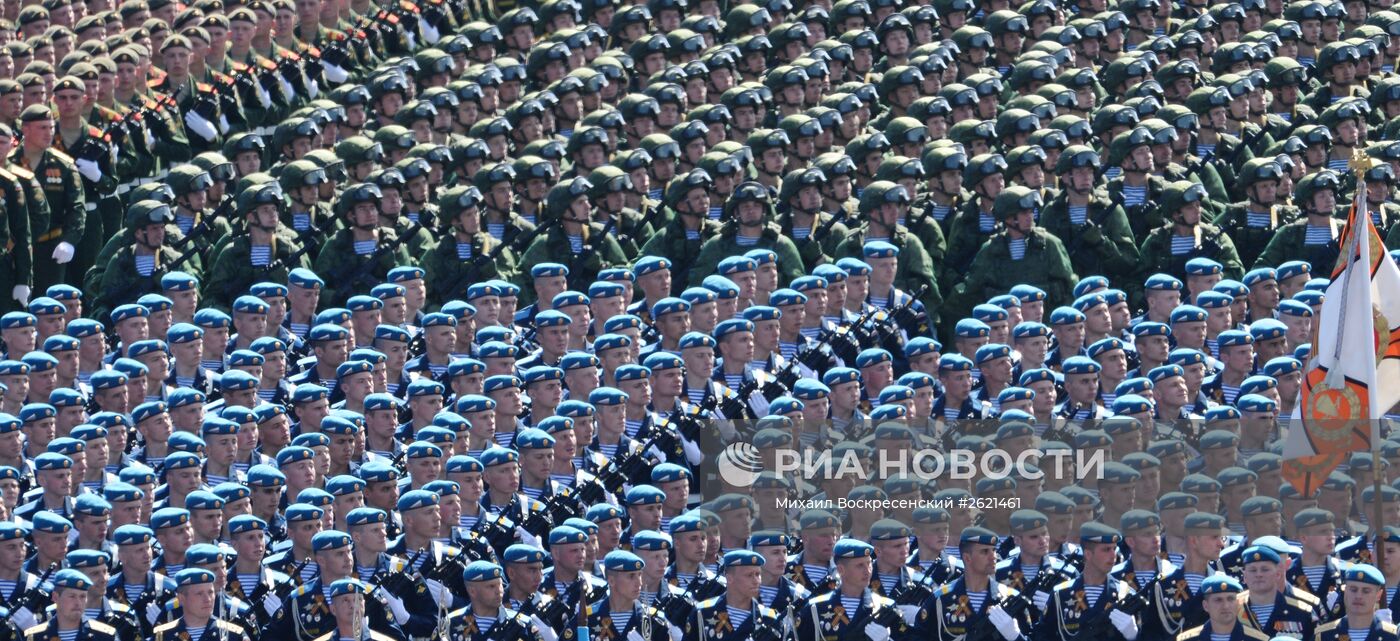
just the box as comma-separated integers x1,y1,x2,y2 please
1353,148,1386,570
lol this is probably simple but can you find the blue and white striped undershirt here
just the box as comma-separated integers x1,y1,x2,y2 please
1246,211,1272,228
727,605,750,626
736,235,759,247
251,245,271,266
1170,235,1195,255
568,235,583,252
1121,185,1147,208
930,204,952,221
353,240,376,255
978,212,996,233
1009,238,1027,260
792,226,809,240
1251,603,1273,625
1305,225,1333,245
136,255,156,276
685,229,700,240
1069,206,1088,226
609,611,632,632
293,213,312,231
487,222,505,239
456,242,473,260
1302,566,1326,590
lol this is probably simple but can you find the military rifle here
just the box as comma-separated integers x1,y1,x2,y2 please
446,217,557,302
245,560,310,626
3,563,55,614
168,194,235,255
1073,574,1160,641
800,210,846,246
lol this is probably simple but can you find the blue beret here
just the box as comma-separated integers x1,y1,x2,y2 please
603,550,645,572
462,560,503,582
51,569,94,591
721,549,766,569
311,530,352,551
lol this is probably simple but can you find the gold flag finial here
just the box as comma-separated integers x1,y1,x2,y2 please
1351,148,1377,180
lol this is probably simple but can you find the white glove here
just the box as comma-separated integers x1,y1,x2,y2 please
1328,591,1340,611
627,631,646,641
145,601,161,624
1033,591,1050,612
219,114,231,135
989,605,1020,641
534,618,558,641
899,605,920,626
183,110,218,141
75,158,102,182
1110,610,1139,641
516,526,540,547
681,435,703,465
144,126,155,149
1379,609,1394,624
278,76,296,103
11,285,29,305
51,241,74,264
264,592,281,616
322,62,350,84
667,624,682,641
418,16,441,43
424,578,451,608
864,623,891,641
405,31,417,50
383,593,411,625
255,83,273,108
12,607,35,630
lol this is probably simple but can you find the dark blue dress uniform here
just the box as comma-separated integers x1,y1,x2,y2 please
584,551,672,641
445,560,546,641
1174,621,1273,641
795,585,907,641
691,593,785,641
1314,619,1400,641
913,574,1031,641
1230,545,1320,640
24,569,121,641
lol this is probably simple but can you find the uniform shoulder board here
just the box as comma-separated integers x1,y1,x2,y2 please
937,584,953,596
697,596,721,608
1176,625,1205,641
1053,579,1075,592
215,620,245,634
1317,619,1342,634
0,166,17,181
48,149,73,164
152,621,179,637
147,77,163,89
758,604,780,620
1383,622,1399,635
88,620,117,635
23,624,45,638
11,166,34,180
369,632,399,641
111,601,132,614
86,125,105,138
1284,594,1317,609
292,583,313,597
196,82,214,92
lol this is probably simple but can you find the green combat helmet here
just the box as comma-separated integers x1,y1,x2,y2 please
859,180,910,215
1160,180,1209,215
437,185,484,221
1237,157,1285,193
126,199,175,231
993,184,1043,220
664,168,714,209
335,182,383,218
1055,144,1102,174
1106,126,1153,168
167,165,213,199
278,160,329,196
236,182,284,217
962,153,1008,190
543,176,592,225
